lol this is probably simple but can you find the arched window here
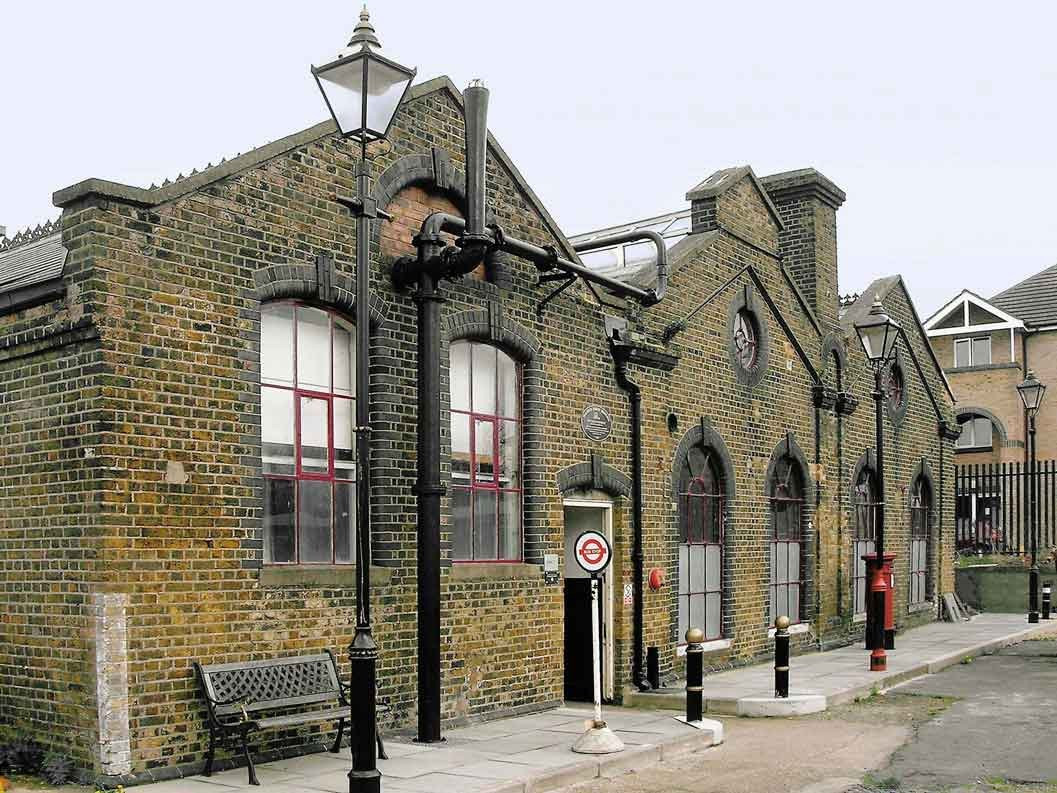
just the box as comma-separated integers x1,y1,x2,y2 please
769,456,804,624
955,414,994,450
852,467,880,616
909,477,931,605
260,302,355,565
449,341,522,560
677,446,724,641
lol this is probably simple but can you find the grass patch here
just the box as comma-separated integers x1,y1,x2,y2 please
956,553,1030,569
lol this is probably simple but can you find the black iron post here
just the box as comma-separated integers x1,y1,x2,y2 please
646,647,660,690
1029,413,1039,623
1043,582,1051,620
774,616,790,698
348,138,381,793
868,368,888,671
685,628,704,722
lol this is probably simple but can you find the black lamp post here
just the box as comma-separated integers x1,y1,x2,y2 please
1017,369,1047,624
854,299,900,671
312,9,415,793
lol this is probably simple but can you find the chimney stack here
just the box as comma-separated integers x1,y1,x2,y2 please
760,169,846,330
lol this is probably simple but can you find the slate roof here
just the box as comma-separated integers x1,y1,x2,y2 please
991,263,1057,328
0,221,67,296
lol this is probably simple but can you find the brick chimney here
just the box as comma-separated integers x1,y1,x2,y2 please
759,169,846,330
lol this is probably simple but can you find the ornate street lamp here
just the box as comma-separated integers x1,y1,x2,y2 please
854,300,901,672
313,9,415,793
1018,369,1047,624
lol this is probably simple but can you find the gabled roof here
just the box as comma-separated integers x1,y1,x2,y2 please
923,289,1024,334
53,75,579,263
991,262,1057,328
685,165,785,231
841,275,955,403
0,221,66,296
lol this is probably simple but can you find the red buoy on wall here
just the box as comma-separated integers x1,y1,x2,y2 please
648,568,664,590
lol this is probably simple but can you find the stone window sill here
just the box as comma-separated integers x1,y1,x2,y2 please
259,565,392,589
853,612,867,624
767,622,811,639
676,639,731,657
449,562,542,582
908,600,934,614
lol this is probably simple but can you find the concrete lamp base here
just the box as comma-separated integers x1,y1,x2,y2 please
571,722,625,754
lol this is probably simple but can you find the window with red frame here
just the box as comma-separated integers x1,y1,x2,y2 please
260,302,355,565
909,477,931,605
770,456,805,624
677,446,724,642
449,341,522,561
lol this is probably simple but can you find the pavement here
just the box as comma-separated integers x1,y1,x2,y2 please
626,613,1057,715
129,706,720,793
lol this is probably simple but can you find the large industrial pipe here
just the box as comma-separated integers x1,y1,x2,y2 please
572,229,669,303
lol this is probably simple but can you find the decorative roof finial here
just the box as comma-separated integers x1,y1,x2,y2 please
348,5,381,50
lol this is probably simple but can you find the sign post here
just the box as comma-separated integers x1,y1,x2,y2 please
571,530,624,755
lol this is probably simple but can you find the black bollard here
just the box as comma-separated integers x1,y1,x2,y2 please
646,646,660,690
1044,582,1052,620
685,628,704,722
774,615,790,698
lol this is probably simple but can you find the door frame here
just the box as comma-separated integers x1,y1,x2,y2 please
562,497,615,700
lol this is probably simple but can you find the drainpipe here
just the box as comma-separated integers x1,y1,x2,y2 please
608,321,651,692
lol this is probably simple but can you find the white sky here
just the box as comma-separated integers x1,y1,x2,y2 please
3,1,1056,317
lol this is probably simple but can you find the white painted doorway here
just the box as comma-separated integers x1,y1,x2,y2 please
563,499,615,701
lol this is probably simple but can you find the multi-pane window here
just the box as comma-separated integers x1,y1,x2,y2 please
909,477,931,605
852,468,880,616
677,446,724,641
733,310,758,370
770,456,804,624
260,302,355,565
954,336,991,368
956,415,993,450
450,341,522,561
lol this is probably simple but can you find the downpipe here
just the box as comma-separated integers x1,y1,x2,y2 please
610,333,651,692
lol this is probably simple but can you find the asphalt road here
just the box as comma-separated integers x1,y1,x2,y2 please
877,639,1057,791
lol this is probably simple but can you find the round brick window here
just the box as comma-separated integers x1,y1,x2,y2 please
727,289,770,387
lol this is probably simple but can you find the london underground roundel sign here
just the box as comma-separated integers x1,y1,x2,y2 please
574,530,612,575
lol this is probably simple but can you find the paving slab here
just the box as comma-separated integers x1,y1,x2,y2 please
126,705,719,793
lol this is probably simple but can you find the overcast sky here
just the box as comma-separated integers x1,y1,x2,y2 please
3,1,1056,317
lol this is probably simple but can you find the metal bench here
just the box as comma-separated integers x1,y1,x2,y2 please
194,650,387,785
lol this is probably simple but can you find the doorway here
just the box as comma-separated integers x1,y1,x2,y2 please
563,500,614,702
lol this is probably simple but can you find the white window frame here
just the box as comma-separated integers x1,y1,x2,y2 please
953,336,991,368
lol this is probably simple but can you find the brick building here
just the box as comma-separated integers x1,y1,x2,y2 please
1,71,956,780
925,270,1057,549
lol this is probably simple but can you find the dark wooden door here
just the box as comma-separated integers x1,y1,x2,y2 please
564,578,603,701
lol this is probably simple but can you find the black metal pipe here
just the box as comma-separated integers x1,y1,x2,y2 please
646,647,660,690
414,261,445,743
462,83,489,243
572,229,669,303
611,337,650,692
397,213,658,305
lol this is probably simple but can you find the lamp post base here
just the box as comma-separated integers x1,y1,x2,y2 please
348,770,381,793
869,649,887,672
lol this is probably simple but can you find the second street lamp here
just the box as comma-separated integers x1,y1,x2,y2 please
854,299,900,672
1018,369,1047,624
312,8,416,793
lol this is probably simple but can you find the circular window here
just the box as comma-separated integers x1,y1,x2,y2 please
733,310,759,370
883,354,909,425
884,363,903,408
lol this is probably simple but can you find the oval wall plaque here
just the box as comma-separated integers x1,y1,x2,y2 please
581,405,613,442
